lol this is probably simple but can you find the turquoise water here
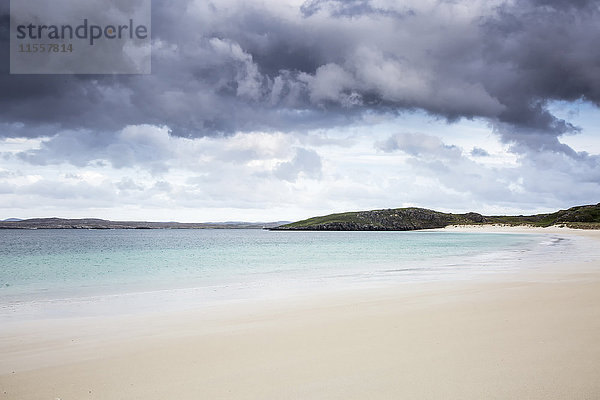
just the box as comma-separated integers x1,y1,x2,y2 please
0,229,569,319
2,229,536,294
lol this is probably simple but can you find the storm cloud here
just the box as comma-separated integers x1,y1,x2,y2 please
1,0,599,144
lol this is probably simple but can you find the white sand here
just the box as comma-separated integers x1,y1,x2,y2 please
439,223,600,236
1,226,599,399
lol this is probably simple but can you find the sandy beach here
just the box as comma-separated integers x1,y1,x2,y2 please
1,226,600,399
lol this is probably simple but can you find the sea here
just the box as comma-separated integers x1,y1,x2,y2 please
0,228,596,321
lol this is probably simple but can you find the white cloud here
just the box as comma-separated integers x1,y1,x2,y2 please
1,114,599,221
274,148,323,181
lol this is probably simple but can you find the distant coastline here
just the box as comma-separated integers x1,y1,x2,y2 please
0,218,288,230
4,203,599,231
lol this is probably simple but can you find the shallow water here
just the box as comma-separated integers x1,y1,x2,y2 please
0,228,589,320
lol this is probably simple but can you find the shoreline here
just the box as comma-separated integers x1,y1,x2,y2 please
0,227,568,322
439,223,600,235
1,226,599,399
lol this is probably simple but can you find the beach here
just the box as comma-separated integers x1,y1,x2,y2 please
1,226,600,399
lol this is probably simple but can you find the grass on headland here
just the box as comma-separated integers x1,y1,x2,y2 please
276,203,600,231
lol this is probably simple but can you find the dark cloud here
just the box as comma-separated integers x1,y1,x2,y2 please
476,0,600,154
1,0,599,162
300,0,413,18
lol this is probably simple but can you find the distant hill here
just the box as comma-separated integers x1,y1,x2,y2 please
2,218,22,222
0,218,288,230
272,204,600,231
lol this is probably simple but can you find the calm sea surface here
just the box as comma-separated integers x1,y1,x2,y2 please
0,229,584,320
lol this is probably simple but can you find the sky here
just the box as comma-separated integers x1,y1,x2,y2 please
1,0,600,222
